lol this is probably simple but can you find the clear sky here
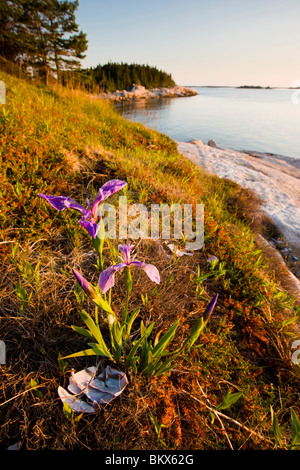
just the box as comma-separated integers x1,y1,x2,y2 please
76,0,300,87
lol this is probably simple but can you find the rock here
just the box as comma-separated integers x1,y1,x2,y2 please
58,366,129,414
208,139,218,148
256,235,300,301
188,139,203,146
95,85,197,102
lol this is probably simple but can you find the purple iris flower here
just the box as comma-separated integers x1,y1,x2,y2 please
207,255,218,263
38,179,127,238
203,293,219,322
98,244,160,294
72,268,97,299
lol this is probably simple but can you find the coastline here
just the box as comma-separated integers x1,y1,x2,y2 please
177,139,300,297
93,84,198,102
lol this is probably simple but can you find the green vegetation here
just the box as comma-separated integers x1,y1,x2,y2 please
0,0,87,84
0,69,299,450
0,1,176,94
79,62,176,92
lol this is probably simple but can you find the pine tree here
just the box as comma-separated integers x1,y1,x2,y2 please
46,0,87,82
0,0,88,84
0,1,17,61
0,0,33,64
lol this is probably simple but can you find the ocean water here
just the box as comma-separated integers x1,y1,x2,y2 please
114,87,300,159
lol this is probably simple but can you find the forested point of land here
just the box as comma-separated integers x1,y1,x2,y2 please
79,63,177,92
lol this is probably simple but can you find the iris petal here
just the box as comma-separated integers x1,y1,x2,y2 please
118,243,134,264
78,217,99,238
38,194,87,214
91,180,127,216
98,263,126,294
130,261,160,284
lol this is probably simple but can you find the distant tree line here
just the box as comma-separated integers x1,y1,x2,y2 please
79,62,176,92
0,0,87,84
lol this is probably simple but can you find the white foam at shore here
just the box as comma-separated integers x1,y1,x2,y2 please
177,140,300,258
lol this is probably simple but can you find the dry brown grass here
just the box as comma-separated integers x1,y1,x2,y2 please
1,231,298,450
1,71,300,451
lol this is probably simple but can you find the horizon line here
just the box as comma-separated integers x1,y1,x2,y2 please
180,85,298,89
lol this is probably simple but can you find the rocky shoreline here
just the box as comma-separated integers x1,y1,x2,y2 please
94,84,198,102
178,139,300,298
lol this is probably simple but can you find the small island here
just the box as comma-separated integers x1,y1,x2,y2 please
79,62,198,101
238,85,272,89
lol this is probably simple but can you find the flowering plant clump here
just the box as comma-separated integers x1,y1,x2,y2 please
39,179,218,379
99,243,160,294
38,179,127,238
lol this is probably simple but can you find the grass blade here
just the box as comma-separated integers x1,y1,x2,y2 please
291,408,300,447
151,319,180,359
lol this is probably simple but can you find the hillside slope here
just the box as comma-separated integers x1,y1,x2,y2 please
0,71,299,450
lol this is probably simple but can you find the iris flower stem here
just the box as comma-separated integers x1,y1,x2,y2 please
97,219,105,272
95,305,99,329
123,268,132,327
124,290,130,325
99,251,104,272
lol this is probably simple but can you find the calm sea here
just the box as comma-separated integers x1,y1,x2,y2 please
114,87,300,159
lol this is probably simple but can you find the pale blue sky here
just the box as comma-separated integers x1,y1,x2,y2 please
76,0,300,87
